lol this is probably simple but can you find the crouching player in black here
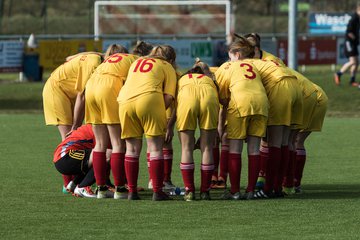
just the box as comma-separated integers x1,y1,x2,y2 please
53,124,112,198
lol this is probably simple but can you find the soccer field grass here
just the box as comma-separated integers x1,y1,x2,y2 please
0,114,359,239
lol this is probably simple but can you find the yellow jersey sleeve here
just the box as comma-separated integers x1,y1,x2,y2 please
75,54,101,93
215,62,231,101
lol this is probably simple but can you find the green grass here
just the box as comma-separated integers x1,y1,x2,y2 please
0,114,360,239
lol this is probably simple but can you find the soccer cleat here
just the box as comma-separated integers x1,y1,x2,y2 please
294,186,302,194
200,191,211,200
183,191,195,201
253,189,270,199
96,185,114,199
334,73,341,86
128,192,141,200
152,191,172,201
73,186,96,198
163,181,176,191
242,191,255,200
221,191,241,200
148,180,153,190
114,186,128,200
66,181,76,193
255,176,265,190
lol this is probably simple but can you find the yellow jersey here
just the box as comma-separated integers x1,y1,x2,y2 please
245,59,296,90
50,53,101,98
216,60,269,117
90,53,138,82
177,73,217,91
117,57,177,103
261,50,286,67
287,68,317,98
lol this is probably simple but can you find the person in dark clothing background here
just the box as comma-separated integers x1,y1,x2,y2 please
334,4,360,87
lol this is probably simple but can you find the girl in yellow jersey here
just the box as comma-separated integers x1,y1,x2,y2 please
216,37,269,200
177,60,219,201
294,82,328,193
42,51,102,192
235,37,303,198
118,45,177,201
84,44,141,199
42,53,102,140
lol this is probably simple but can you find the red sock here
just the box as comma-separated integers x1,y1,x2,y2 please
125,155,139,192
219,144,229,181
146,152,151,181
149,156,164,193
259,145,269,178
180,162,195,192
212,147,220,179
201,164,214,192
163,149,173,182
246,155,260,192
110,152,125,187
62,174,73,187
283,150,295,188
92,151,107,186
274,146,289,192
228,153,242,194
264,147,281,193
294,149,306,187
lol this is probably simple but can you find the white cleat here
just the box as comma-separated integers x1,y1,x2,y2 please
66,181,76,193
97,186,114,199
114,186,128,200
74,186,96,198
148,180,153,190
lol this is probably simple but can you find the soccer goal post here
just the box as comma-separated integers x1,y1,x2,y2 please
94,0,231,39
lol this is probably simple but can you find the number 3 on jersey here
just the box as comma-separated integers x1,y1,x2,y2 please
240,63,256,80
134,58,155,73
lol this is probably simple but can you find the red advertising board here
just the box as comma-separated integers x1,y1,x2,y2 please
277,39,337,65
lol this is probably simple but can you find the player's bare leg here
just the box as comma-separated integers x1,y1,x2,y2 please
58,124,76,193
58,125,72,141
335,56,358,85
349,56,359,86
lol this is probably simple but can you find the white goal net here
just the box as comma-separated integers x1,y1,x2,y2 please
94,1,231,37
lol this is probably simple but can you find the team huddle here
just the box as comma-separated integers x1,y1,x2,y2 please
43,33,328,201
